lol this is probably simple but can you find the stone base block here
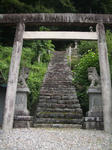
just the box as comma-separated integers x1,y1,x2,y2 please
33,124,82,128
14,116,33,128
83,117,104,130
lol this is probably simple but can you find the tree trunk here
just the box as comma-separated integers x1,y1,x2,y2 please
96,23,112,134
2,22,25,132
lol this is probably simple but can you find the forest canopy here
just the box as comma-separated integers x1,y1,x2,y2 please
0,0,112,14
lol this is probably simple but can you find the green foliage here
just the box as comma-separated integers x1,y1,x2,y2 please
72,30,112,115
0,45,12,83
73,0,112,13
27,62,47,114
78,41,97,55
106,30,112,78
22,40,54,114
24,27,55,64
21,47,35,68
71,57,80,71
0,0,33,13
0,32,55,114
0,0,76,13
59,0,76,12
29,40,54,63
0,25,55,114
72,50,99,115
0,46,35,83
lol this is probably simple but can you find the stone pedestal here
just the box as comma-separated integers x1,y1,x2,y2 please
14,87,32,128
83,87,104,130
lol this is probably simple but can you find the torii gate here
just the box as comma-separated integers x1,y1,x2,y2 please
0,13,112,134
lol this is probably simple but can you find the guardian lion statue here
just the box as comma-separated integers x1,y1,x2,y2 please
88,67,101,88
18,67,29,88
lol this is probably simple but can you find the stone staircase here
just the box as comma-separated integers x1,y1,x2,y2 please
33,51,83,128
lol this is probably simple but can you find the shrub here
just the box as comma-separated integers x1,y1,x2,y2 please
72,50,99,115
72,30,112,115
78,41,97,55
27,62,47,115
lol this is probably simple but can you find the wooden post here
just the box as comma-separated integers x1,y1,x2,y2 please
96,23,112,134
2,22,25,131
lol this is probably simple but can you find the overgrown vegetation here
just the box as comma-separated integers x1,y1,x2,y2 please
72,50,99,115
72,30,112,115
0,27,55,114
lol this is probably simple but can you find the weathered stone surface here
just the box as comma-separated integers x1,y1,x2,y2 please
83,117,104,130
13,116,33,128
15,87,30,116
0,86,6,127
83,87,104,130
14,87,32,128
88,67,101,88
1,13,112,25
2,22,25,131
34,118,82,124
96,23,112,134
34,124,82,128
34,51,83,127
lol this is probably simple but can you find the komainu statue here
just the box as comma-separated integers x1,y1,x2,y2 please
88,67,101,88
18,67,29,88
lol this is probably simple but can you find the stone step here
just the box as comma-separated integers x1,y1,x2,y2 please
33,124,82,128
39,93,77,98
39,99,79,104
37,103,81,109
39,92,76,96
44,77,72,80
40,87,76,90
35,118,82,124
46,72,71,75
36,107,82,113
41,87,76,91
42,82,73,86
39,90,76,94
36,112,83,119
43,81,72,84
34,51,83,127
41,85,74,88
39,95,77,100
46,72,71,76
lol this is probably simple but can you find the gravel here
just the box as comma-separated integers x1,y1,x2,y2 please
0,128,112,150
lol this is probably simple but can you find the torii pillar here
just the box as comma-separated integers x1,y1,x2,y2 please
96,23,112,134
2,22,25,132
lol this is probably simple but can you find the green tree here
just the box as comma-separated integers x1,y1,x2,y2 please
0,0,76,13
0,0,33,13
73,0,112,13
78,41,97,55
